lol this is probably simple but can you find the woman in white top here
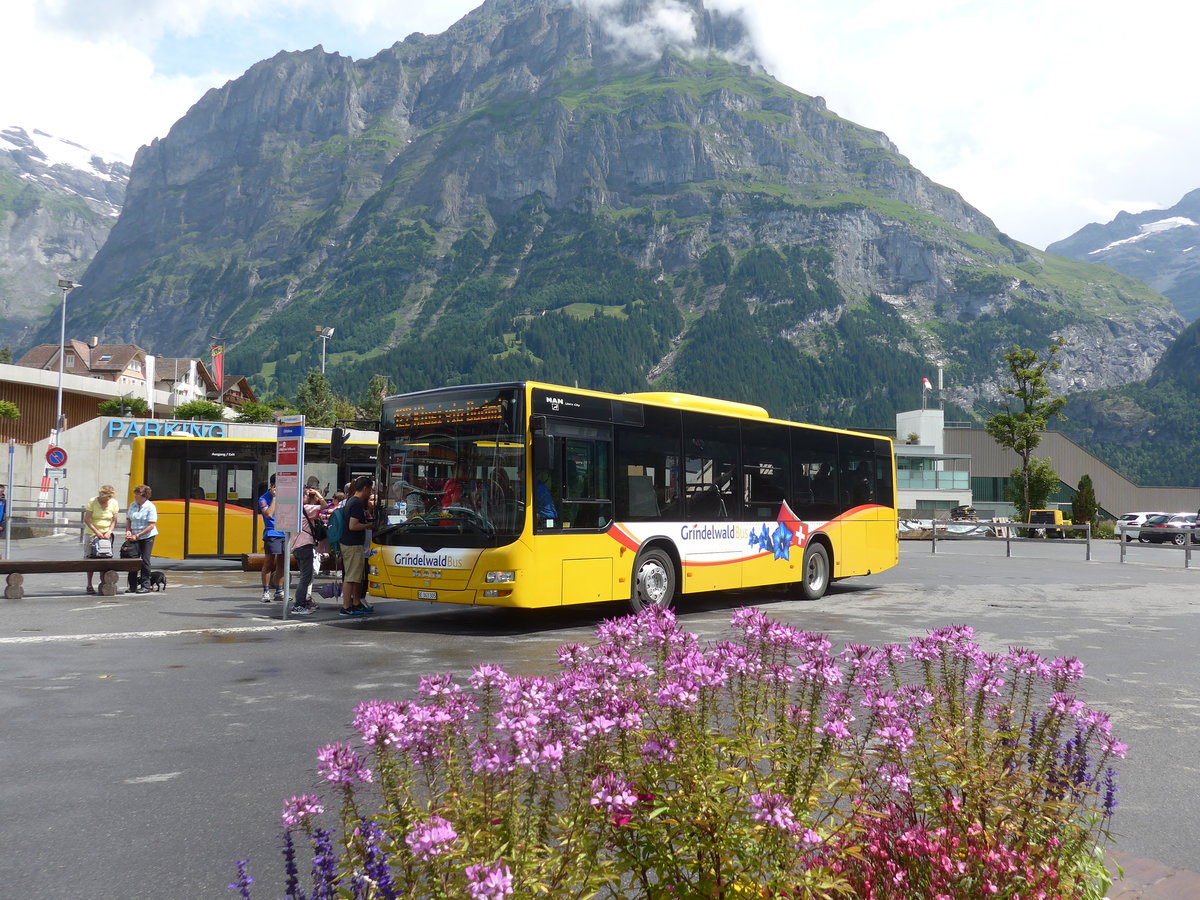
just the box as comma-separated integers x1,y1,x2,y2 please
124,484,158,594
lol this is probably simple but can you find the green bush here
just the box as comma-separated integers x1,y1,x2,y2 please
174,399,226,421
97,395,151,416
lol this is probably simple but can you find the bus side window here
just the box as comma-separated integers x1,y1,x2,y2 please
627,476,659,517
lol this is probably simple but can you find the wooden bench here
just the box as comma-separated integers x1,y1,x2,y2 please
0,559,145,599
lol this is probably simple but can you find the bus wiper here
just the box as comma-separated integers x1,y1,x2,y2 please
440,506,495,536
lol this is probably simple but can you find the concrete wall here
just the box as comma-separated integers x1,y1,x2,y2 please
945,428,1200,516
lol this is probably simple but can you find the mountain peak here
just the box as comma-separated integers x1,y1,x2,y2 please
1048,188,1200,321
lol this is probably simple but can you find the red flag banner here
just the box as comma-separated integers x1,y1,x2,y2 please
211,344,224,392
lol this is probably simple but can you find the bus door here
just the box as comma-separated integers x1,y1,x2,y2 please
185,462,258,556
533,423,615,606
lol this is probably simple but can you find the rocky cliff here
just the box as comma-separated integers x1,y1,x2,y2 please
0,126,128,350
43,0,1180,423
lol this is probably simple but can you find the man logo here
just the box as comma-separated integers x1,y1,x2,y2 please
546,396,564,410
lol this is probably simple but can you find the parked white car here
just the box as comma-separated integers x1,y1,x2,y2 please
1115,511,1167,542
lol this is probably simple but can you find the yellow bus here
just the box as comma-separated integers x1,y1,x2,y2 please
128,430,376,558
368,382,897,610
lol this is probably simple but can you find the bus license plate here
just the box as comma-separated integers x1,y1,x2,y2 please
417,590,436,600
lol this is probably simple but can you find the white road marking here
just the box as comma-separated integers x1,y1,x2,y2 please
0,620,317,645
124,772,183,784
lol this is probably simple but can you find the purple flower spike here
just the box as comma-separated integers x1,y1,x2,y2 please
228,859,254,899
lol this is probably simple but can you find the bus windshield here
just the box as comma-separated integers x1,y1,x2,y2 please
377,388,524,544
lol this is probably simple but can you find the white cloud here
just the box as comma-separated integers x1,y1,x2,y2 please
5,0,1200,248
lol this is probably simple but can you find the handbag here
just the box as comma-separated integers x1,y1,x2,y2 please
305,508,328,542
89,536,113,559
119,539,140,559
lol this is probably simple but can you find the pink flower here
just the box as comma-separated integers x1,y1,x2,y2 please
281,793,324,827
749,792,800,833
405,816,458,859
316,742,372,786
465,861,513,900
590,773,639,822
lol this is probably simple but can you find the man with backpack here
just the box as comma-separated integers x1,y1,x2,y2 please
338,475,375,616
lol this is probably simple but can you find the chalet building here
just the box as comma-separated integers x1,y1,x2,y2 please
155,357,218,408
214,375,257,408
18,339,150,390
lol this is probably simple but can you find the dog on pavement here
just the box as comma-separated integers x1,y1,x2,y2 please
148,571,167,592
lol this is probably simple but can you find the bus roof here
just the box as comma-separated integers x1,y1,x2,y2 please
383,381,892,443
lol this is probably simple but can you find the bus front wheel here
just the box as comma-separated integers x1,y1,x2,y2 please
630,547,677,612
798,542,830,601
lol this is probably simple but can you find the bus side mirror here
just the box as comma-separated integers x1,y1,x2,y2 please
532,434,552,473
331,426,348,461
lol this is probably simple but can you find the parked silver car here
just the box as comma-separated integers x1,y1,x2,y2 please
1139,512,1200,546
1116,511,1167,542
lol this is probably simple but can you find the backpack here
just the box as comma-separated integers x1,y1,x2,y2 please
304,508,328,542
325,506,345,549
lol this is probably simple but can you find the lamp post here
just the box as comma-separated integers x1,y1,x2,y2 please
52,279,82,447
315,326,335,374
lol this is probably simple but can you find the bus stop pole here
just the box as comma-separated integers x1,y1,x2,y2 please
282,540,292,620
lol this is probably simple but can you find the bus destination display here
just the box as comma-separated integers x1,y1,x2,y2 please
391,397,508,430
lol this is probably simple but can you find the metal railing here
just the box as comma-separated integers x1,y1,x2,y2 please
1117,524,1196,568
2,502,90,540
929,520,1094,560
923,520,1198,568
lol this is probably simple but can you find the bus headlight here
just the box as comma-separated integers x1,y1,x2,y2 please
485,570,515,584
369,565,379,576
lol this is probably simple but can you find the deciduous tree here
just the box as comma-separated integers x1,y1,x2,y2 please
295,368,336,427
985,340,1067,518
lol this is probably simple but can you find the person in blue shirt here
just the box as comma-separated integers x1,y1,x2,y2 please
258,474,285,602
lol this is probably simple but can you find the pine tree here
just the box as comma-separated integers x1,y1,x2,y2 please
1072,473,1099,526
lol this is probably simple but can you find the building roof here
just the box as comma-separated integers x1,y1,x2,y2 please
216,374,258,404
17,341,147,376
154,357,218,392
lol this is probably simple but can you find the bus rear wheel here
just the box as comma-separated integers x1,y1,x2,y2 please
630,547,677,612
797,542,830,601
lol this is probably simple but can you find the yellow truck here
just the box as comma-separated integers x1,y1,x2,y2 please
1028,508,1071,538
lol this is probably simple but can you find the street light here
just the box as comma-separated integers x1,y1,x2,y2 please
315,326,335,374
53,278,82,447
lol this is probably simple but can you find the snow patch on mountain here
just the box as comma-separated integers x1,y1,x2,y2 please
1090,216,1199,254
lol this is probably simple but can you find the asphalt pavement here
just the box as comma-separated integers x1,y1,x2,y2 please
1,531,1198,898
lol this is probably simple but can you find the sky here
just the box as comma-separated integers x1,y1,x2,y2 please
5,0,1200,250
